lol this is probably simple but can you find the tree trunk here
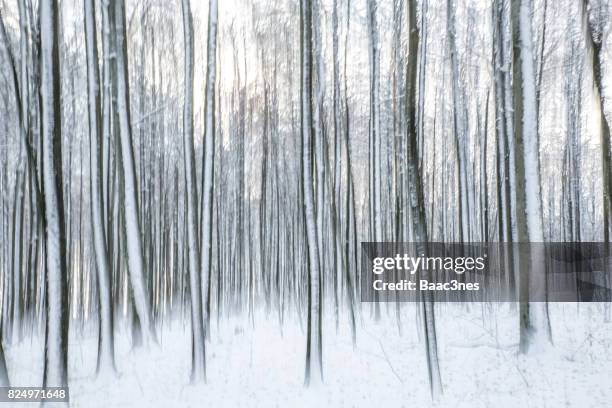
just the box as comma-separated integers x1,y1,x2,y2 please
584,0,612,244
181,0,206,382
40,0,69,390
511,0,551,353
407,0,443,398
84,0,115,374
301,0,323,386
200,0,218,337
113,0,155,344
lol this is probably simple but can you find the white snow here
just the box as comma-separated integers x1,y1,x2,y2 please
4,303,612,407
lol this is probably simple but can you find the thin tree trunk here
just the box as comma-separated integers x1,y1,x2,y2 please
407,0,443,398
113,0,155,344
511,0,551,353
584,0,612,243
200,0,218,339
301,0,323,386
181,0,206,382
84,0,115,374
40,0,69,389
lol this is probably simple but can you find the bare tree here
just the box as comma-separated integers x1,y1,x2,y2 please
301,0,323,386
84,0,115,374
40,0,68,389
406,0,443,398
585,0,612,243
113,0,155,344
181,0,206,382
200,0,218,335
511,0,551,353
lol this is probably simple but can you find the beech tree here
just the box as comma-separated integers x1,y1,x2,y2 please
511,0,552,352
181,0,206,382
84,0,115,373
201,0,218,335
301,0,323,386
40,0,68,389
113,0,155,345
0,0,608,400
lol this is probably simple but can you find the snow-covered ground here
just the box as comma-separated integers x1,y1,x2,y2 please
5,303,612,407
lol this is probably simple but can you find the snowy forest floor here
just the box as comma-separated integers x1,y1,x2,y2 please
4,303,612,407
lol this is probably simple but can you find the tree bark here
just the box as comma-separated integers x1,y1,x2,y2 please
407,0,443,398
84,0,115,374
40,0,69,390
181,0,206,382
113,0,156,344
301,0,323,386
511,0,551,353
200,0,218,336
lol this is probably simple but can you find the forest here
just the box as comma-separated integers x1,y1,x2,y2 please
0,0,611,406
